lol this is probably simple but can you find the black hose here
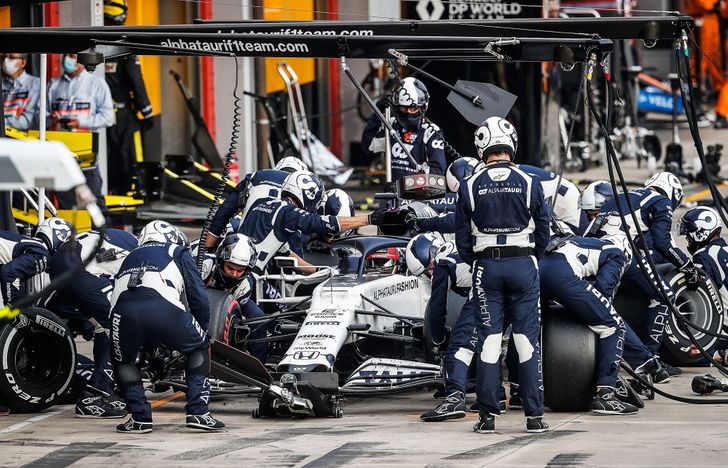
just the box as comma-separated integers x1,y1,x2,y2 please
196,55,242,271
586,75,728,379
676,36,728,225
621,362,728,404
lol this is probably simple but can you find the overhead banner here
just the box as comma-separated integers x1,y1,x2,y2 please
406,0,542,20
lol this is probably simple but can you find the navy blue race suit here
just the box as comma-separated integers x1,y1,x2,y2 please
455,161,550,418
111,242,211,422
0,231,48,304
361,113,446,181
428,251,477,395
600,188,690,353
239,198,340,273
539,236,627,388
209,169,289,239
44,235,127,396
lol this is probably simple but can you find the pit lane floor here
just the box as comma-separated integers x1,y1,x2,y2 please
1,363,727,467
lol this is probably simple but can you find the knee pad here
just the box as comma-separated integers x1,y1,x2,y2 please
512,333,535,363
454,347,475,366
116,363,141,387
186,346,210,377
588,324,617,339
480,333,502,364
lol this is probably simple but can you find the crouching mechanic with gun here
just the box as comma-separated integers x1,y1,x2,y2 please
200,233,268,363
111,221,224,433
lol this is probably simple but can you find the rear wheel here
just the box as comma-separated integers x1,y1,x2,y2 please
0,308,76,412
660,270,724,366
542,306,596,412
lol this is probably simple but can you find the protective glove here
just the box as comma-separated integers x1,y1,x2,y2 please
403,210,419,232
681,263,701,291
139,116,154,131
368,207,390,226
375,95,394,113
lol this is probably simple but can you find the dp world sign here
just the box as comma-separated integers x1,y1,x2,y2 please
410,0,540,20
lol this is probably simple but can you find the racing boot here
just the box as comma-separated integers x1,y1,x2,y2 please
0,405,8,416
615,375,644,408
420,391,466,422
591,386,639,415
116,418,153,434
186,412,225,431
657,358,682,376
75,390,127,419
473,413,496,434
636,357,670,384
526,416,550,433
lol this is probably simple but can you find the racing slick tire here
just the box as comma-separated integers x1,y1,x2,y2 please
660,270,724,366
206,289,242,345
613,266,724,367
0,307,77,413
542,306,596,412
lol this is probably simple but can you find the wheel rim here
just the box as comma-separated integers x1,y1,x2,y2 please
14,330,65,389
668,279,719,351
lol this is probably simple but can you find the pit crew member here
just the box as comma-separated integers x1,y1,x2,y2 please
111,220,225,433
205,156,309,249
361,77,446,181
0,230,47,305
239,171,381,274
456,116,550,434
205,233,268,362
539,233,639,414
600,172,696,373
36,217,127,418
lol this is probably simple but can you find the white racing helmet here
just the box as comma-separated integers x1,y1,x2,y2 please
405,232,446,277
474,116,518,160
35,217,76,253
138,220,189,246
320,188,356,238
601,231,633,265
281,170,326,213
580,180,614,211
645,172,684,210
679,206,723,254
445,157,479,192
214,233,257,289
275,156,309,173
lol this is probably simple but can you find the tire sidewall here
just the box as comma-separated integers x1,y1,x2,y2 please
0,308,77,412
661,270,724,365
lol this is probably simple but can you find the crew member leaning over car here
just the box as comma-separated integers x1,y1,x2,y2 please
238,170,385,274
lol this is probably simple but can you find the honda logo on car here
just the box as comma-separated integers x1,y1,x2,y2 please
293,351,320,360
372,278,419,300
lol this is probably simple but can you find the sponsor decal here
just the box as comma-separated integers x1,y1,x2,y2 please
35,315,65,337
293,351,320,360
372,278,419,300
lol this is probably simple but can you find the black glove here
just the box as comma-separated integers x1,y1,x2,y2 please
403,210,419,231
375,95,394,113
139,116,154,131
681,264,701,291
368,207,390,226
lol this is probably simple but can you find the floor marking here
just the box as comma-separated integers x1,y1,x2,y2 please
0,407,68,436
684,184,728,203
22,442,117,468
151,391,185,409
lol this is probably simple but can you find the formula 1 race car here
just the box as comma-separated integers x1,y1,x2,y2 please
0,235,722,415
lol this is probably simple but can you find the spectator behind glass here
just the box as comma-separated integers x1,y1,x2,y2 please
2,53,40,131
47,53,114,210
